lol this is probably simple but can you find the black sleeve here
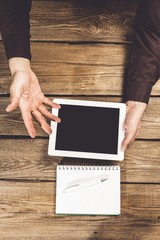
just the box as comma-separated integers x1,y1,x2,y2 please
0,0,32,60
125,0,160,104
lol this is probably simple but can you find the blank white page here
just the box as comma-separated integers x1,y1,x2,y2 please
56,165,120,215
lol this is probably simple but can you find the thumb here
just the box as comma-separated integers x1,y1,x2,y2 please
6,97,20,112
122,135,131,152
6,78,24,112
122,128,136,152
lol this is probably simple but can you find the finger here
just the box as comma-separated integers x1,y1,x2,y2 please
130,129,140,144
20,109,36,138
6,79,24,112
31,110,52,135
6,97,20,112
122,121,141,151
43,97,61,109
122,129,136,151
38,105,61,123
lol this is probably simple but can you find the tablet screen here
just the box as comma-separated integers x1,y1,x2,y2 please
55,104,119,154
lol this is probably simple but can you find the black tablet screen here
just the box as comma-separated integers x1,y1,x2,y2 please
55,104,119,154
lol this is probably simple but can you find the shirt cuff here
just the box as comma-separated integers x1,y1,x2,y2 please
125,80,153,104
3,34,31,60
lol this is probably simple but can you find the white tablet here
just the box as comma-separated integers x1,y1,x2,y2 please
48,99,126,161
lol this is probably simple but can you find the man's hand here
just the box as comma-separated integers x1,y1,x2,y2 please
6,57,61,138
122,100,147,151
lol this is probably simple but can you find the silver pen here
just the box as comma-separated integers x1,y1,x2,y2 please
63,174,109,193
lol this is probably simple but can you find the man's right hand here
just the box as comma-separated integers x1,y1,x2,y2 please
122,100,147,151
6,57,61,138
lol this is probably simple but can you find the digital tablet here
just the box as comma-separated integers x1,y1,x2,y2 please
48,99,126,161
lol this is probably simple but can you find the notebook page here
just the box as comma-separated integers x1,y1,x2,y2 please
56,166,120,215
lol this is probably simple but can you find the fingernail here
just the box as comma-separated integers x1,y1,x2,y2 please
56,104,61,109
48,128,52,134
6,105,11,112
31,135,36,139
30,132,36,138
122,146,127,151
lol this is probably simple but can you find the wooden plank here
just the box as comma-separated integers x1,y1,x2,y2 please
0,0,138,43
0,138,159,183
29,0,138,43
0,218,159,240
1,96,160,139
0,42,130,95
0,182,159,240
0,182,160,218
0,42,160,96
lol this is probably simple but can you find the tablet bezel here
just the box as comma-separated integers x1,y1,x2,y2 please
48,98,126,161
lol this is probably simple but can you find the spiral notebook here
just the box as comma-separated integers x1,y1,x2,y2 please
56,165,120,215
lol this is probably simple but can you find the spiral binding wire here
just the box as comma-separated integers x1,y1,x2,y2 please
58,165,119,171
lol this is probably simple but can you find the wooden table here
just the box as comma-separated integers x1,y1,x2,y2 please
0,0,160,239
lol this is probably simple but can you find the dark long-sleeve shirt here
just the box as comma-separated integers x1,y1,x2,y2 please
0,0,160,104
0,0,32,59
126,0,160,103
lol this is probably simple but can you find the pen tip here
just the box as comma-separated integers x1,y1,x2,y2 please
101,178,108,182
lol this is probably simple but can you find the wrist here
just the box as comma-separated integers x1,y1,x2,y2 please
9,57,31,76
126,100,147,112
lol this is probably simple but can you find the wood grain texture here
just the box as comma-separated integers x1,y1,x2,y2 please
0,182,159,240
29,0,138,43
0,0,138,43
0,181,159,217
0,217,159,240
1,96,160,139
0,42,130,95
0,42,160,96
0,1,160,238
0,138,159,183
0,181,160,217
